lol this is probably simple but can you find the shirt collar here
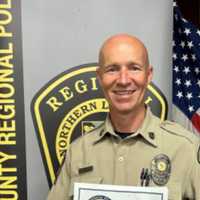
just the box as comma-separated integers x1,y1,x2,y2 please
94,107,160,147
135,107,159,147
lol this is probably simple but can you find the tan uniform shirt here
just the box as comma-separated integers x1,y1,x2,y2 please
47,108,200,200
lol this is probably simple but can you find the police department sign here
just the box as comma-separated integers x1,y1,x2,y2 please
31,63,168,186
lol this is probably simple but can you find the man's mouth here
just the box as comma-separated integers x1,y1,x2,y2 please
113,90,135,95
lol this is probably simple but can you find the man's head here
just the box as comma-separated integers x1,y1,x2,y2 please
97,33,153,115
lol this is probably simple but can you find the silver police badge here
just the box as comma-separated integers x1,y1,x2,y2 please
88,195,111,200
151,154,171,186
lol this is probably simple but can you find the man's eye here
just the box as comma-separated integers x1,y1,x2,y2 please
105,67,117,73
129,65,141,71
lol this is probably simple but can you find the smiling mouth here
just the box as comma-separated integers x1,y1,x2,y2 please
113,90,135,95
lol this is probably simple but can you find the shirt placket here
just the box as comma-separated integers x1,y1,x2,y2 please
113,139,128,185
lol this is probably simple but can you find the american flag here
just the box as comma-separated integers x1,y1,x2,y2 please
172,1,200,135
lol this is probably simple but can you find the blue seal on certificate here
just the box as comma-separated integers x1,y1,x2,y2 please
88,195,111,200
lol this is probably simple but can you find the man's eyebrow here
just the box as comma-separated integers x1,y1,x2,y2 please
105,61,142,67
103,60,144,69
127,61,143,67
104,63,120,68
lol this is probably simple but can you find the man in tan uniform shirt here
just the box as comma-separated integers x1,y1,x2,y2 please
47,34,200,200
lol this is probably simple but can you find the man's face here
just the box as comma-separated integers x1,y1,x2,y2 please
97,40,152,114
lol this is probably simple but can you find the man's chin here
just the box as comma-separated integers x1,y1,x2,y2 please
110,102,145,115
112,105,135,115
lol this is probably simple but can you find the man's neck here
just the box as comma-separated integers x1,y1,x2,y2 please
110,106,146,133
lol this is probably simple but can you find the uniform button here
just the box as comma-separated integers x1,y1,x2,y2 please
118,156,124,162
148,132,155,140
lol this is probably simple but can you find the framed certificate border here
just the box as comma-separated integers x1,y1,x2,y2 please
74,183,168,200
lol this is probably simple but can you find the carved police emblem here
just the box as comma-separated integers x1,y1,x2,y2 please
151,154,171,186
31,63,168,187
89,195,111,200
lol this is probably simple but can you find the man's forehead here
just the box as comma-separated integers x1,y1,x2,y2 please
101,34,146,51
103,41,144,56
103,42,147,65
99,34,149,67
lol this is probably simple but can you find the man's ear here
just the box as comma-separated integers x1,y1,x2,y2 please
96,66,102,85
147,65,153,84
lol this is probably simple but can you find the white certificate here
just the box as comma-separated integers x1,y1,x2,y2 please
74,183,168,200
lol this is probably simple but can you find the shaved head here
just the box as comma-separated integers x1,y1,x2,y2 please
98,33,150,68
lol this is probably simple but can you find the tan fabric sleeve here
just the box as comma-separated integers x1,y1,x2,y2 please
47,150,71,200
190,145,200,200
185,141,200,199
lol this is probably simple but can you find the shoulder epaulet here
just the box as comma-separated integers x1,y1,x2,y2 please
70,122,104,146
84,122,105,135
160,120,199,145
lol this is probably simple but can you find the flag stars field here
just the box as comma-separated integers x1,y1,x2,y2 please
180,41,185,48
186,92,193,100
174,66,179,72
184,28,191,36
191,54,196,61
197,30,200,36
183,66,190,74
173,2,200,133
197,80,200,87
175,78,181,85
173,53,177,60
195,67,199,74
181,54,188,61
177,91,183,99
184,80,192,87
188,105,194,112
187,41,193,49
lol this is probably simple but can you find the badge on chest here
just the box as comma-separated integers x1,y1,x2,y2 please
150,154,171,186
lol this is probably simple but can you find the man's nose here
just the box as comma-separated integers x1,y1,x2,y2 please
117,68,131,85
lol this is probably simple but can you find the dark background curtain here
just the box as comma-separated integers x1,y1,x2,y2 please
176,0,200,28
